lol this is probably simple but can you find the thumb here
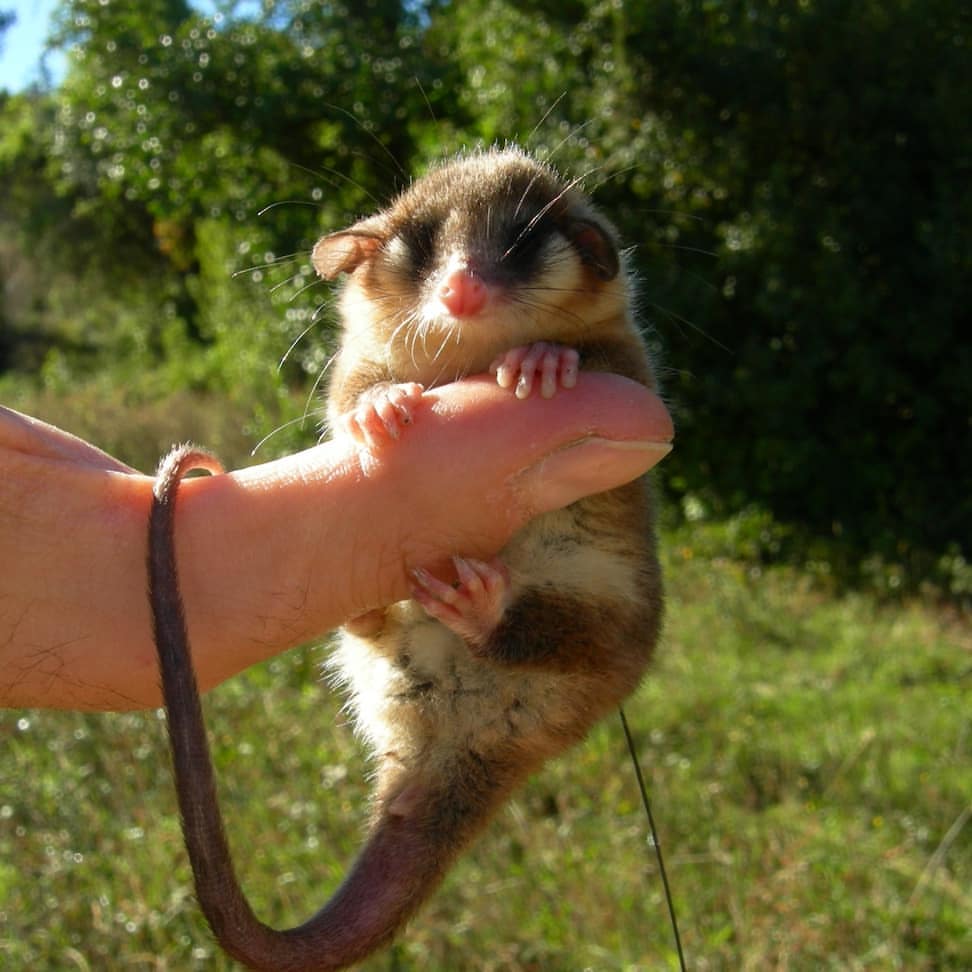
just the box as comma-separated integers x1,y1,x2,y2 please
516,437,673,515
420,372,674,529
361,372,674,587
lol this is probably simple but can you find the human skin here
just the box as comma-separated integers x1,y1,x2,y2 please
0,373,672,712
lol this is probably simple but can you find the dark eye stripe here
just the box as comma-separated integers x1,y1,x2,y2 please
502,213,558,266
399,221,438,277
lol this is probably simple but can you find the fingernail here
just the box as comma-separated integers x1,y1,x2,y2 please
516,438,673,514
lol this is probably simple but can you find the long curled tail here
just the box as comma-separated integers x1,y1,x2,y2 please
147,443,507,971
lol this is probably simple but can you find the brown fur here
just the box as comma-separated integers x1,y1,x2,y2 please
322,148,664,953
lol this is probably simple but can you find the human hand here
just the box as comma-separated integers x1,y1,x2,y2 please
0,373,672,710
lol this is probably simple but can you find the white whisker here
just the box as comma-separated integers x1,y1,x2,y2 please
287,277,330,304
232,253,306,277
302,353,338,422
250,412,318,457
268,270,308,296
524,91,567,147
279,317,327,371
256,200,320,217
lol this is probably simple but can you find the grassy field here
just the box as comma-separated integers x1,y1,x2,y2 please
2,534,969,970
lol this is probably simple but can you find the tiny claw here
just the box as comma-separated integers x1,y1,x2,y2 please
494,342,580,400
341,383,427,451
561,357,579,388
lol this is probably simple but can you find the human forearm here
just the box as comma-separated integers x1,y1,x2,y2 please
0,436,155,709
0,374,672,711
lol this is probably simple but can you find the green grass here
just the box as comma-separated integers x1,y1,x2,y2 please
2,538,969,970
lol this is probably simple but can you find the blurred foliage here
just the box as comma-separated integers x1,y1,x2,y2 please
0,0,969,592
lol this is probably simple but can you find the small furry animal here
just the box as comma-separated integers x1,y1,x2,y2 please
148,146,664,972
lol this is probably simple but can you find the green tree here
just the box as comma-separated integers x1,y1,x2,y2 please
426,0,971,582
0,8,13,46
2,0,456,464
2,0,967,584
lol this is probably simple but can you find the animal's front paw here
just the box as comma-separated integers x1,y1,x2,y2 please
340,382,425,451
490,342,580,400
410,556,512,649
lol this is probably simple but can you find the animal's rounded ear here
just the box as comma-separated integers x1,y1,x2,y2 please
311,216,389,279
568,219,620,281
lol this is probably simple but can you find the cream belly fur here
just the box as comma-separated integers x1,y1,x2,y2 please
330,506,643,770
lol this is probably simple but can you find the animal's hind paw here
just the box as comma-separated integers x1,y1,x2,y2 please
410,556,512,649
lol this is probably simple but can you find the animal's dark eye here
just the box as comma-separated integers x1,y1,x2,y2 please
502,216,550,264
399,220,438,278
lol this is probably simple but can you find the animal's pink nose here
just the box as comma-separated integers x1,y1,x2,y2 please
438,269,488,318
